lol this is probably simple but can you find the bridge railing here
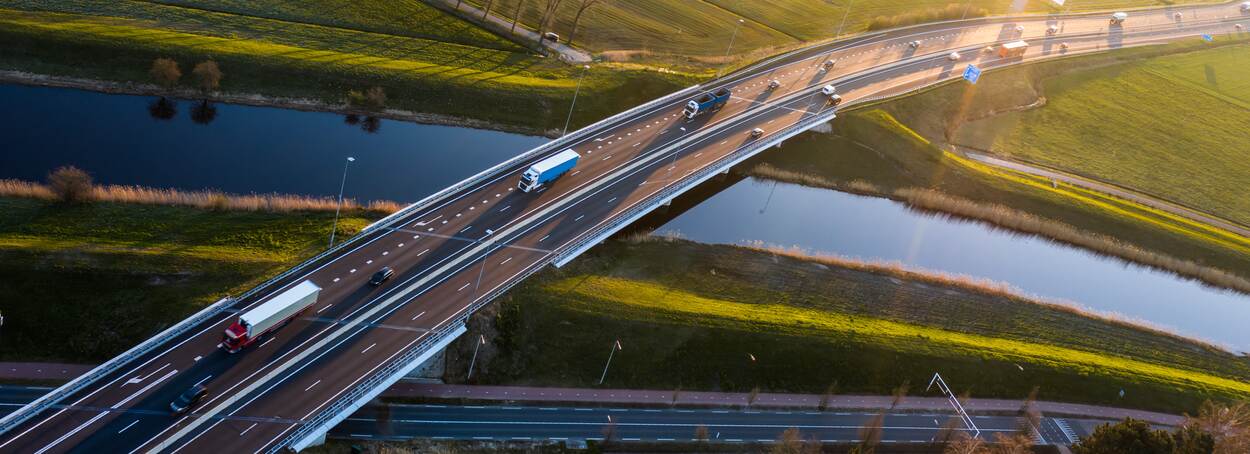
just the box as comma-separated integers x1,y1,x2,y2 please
0,296,233,434
0,70,701,442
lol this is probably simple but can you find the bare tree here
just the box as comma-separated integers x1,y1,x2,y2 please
802,435,823,454
364,86,387,109
511,0,526,33
934,415,965,446
148,58,181,89
989,432,1032,454
1017,386,1041,436
858,412,885,452
890,380,910,409
537,0,564,44
771,428,803,454
567,0,603,45
943,432,984,454
47,166,94,203
481,0,495,20
191,60,223,93
601,420,617,445
818,380,838,411
1187,400,1250,453
694,424,709,442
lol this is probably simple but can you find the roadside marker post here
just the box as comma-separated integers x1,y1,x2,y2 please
962,64,982,84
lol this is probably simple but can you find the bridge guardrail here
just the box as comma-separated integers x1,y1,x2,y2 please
0,72,702,439
270,10,1249,451
12,1,1236,441
0,296,233,434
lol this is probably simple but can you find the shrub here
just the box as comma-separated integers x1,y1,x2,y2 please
47,166,94,203
148,58,181,89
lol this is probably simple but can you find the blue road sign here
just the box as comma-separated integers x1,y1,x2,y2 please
1203,34,1214,42
962,64,982,84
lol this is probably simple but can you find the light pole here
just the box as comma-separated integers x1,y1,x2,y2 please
717,19,746,78
598,339,622,385
329,156,355,248
835,0,856,38
467,334,486,380
562,65,591,137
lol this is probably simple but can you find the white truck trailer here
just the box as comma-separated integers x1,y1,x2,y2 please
221,280,321,353
518,149,580,193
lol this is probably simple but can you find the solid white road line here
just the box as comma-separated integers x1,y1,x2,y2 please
35,368,177,454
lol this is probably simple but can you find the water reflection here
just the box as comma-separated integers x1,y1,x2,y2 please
189,100,217,125
147,97,176,121
657,177,1250,350
360,116,381,134
0,84,545,202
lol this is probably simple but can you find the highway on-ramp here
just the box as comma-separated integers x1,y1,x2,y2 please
2,3,1246,452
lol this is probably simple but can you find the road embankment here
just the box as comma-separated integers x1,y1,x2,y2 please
446,237,1250,415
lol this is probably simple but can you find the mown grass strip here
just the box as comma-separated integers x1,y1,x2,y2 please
549,275,1250,397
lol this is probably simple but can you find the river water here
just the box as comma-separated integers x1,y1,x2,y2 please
4,84,1246,349
655,177,1250,351
0,84,545,202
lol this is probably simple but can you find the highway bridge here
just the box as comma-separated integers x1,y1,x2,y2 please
2,3,1246,452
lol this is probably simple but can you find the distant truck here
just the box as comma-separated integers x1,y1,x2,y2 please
999,40,1029,58
683,87,732,119
519,148,580,193
1110,12,1128,25
222,280,320,353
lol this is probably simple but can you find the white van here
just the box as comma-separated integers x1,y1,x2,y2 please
820,84,836,96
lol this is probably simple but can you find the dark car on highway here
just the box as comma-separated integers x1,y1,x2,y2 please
170,384,207,415
369,267,394,286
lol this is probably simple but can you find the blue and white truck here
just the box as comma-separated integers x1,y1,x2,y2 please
518,148,580,192
683,87,732,119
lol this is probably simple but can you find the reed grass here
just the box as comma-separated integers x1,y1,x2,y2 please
0,178,401,214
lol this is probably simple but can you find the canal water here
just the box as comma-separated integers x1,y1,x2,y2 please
0,84,546,202
4,83,1246,349
655,177,1250,351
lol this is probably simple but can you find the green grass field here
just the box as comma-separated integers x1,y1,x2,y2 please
955,43,1250,227
464,239,1250,414
0,1,695,132
741,38,1250,283
0,197,379,362
463,0,1214,60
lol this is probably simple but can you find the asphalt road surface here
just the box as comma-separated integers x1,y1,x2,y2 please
3,3,1245,452
0,387,1100,445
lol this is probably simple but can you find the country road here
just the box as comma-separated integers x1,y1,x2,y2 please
0,386,1106,446
959,148,1250,239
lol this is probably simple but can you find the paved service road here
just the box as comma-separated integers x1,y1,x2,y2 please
3,3,1245,452
0,387,1098,445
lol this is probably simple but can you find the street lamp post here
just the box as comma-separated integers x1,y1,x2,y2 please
562,65,591,137
598,339,622,385
836,0,856,38
467,334,486,380
717,19,746,78
329,156,355,248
